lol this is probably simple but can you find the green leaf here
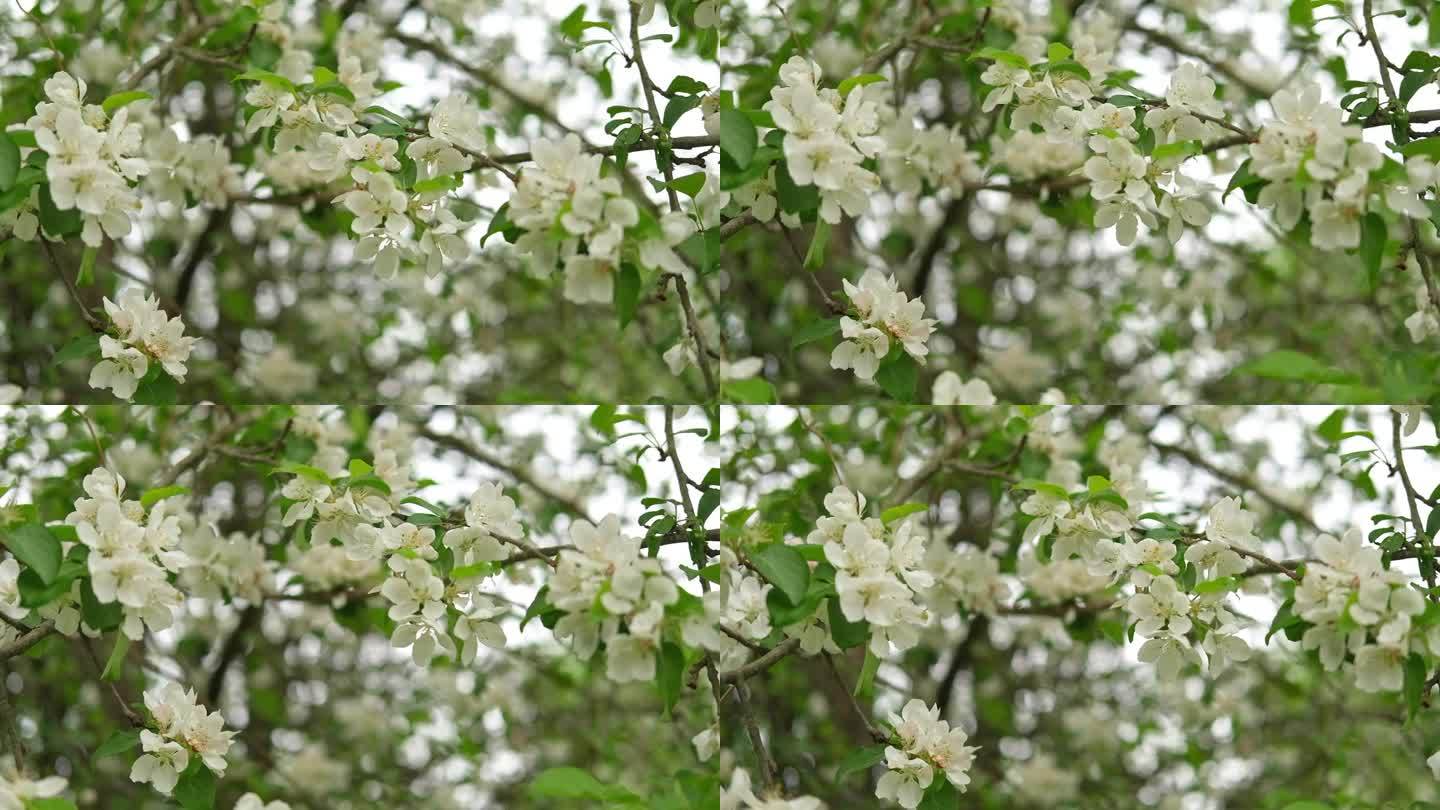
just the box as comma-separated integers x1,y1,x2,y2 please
750,543,810,606
917,778,960,809
1401,69,1433,104
656,641,684,714
971,48,1029,69
481,202,514,247
174,760,217,810
234,68,298,92
52,333,102,367
1047,60,1092,81
834,744,887,782
364,105,414,129
1234,350,1356,385
1047,42,1073,61
528,766,644,804
140,485,190,508
1223,158,1265,203
4,524,61,584
1404,651,1427,721
38,183,82,237
791,317,842,349
93,728,142,761
1400,136,1440,160
668,171,706,198
400,496,447,516
854,646,880,696
133,371,179,405
881,502,928,524
722,378,777,404
614,263,641,329
100,91,152,116
803,219,831,270
520,585,554,630
1316,408,1346,443
662,94,703,129
1287,0,1314,27
827,597,869,648
1194,576,1241,595
274,462,331,483
698,488,720,522
204,6,259,49
27,800,79,810
366,121,408,139
774,159,819,213
309,82,355,103
0,131,18,192
1150,139,1202,163
1359,212,1386,287
719,108,757,170
836,73,886,97
1267,598,1301,643
80,578,122,631
1013,479,1070,499
875,351,918,402
101,632,130,681
411,174,461,194
77,245,98,286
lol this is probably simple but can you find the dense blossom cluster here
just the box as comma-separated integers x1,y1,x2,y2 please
1250,82,1380,250
763,56,884,224
1295,528,1431,691
276,435,515,667
507,134,706,305
973,15,1221,246
89,289,199,399
66,467,188,641
549,514,681,681
130,683,235,795
25,73,148,247
831,270,937,382
876,699,979,808
810,486,934,656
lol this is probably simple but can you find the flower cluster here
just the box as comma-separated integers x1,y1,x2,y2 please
26,72,148,246
876,699,978,808
178,522,272,603
810,486,933,656
130,682,235,795
1250,82,1383,250
926,546,1011,616
145,130,244,208
549,514,680,682
763,56,884,223
280,455,514,667
241,41,475,278
877,107,983,197
508,134,700,304
1123,498,1257,677
66,467,188,641
831,270,937,382
1295,528,1431,691
974,19,1225,247
89,289,199,400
